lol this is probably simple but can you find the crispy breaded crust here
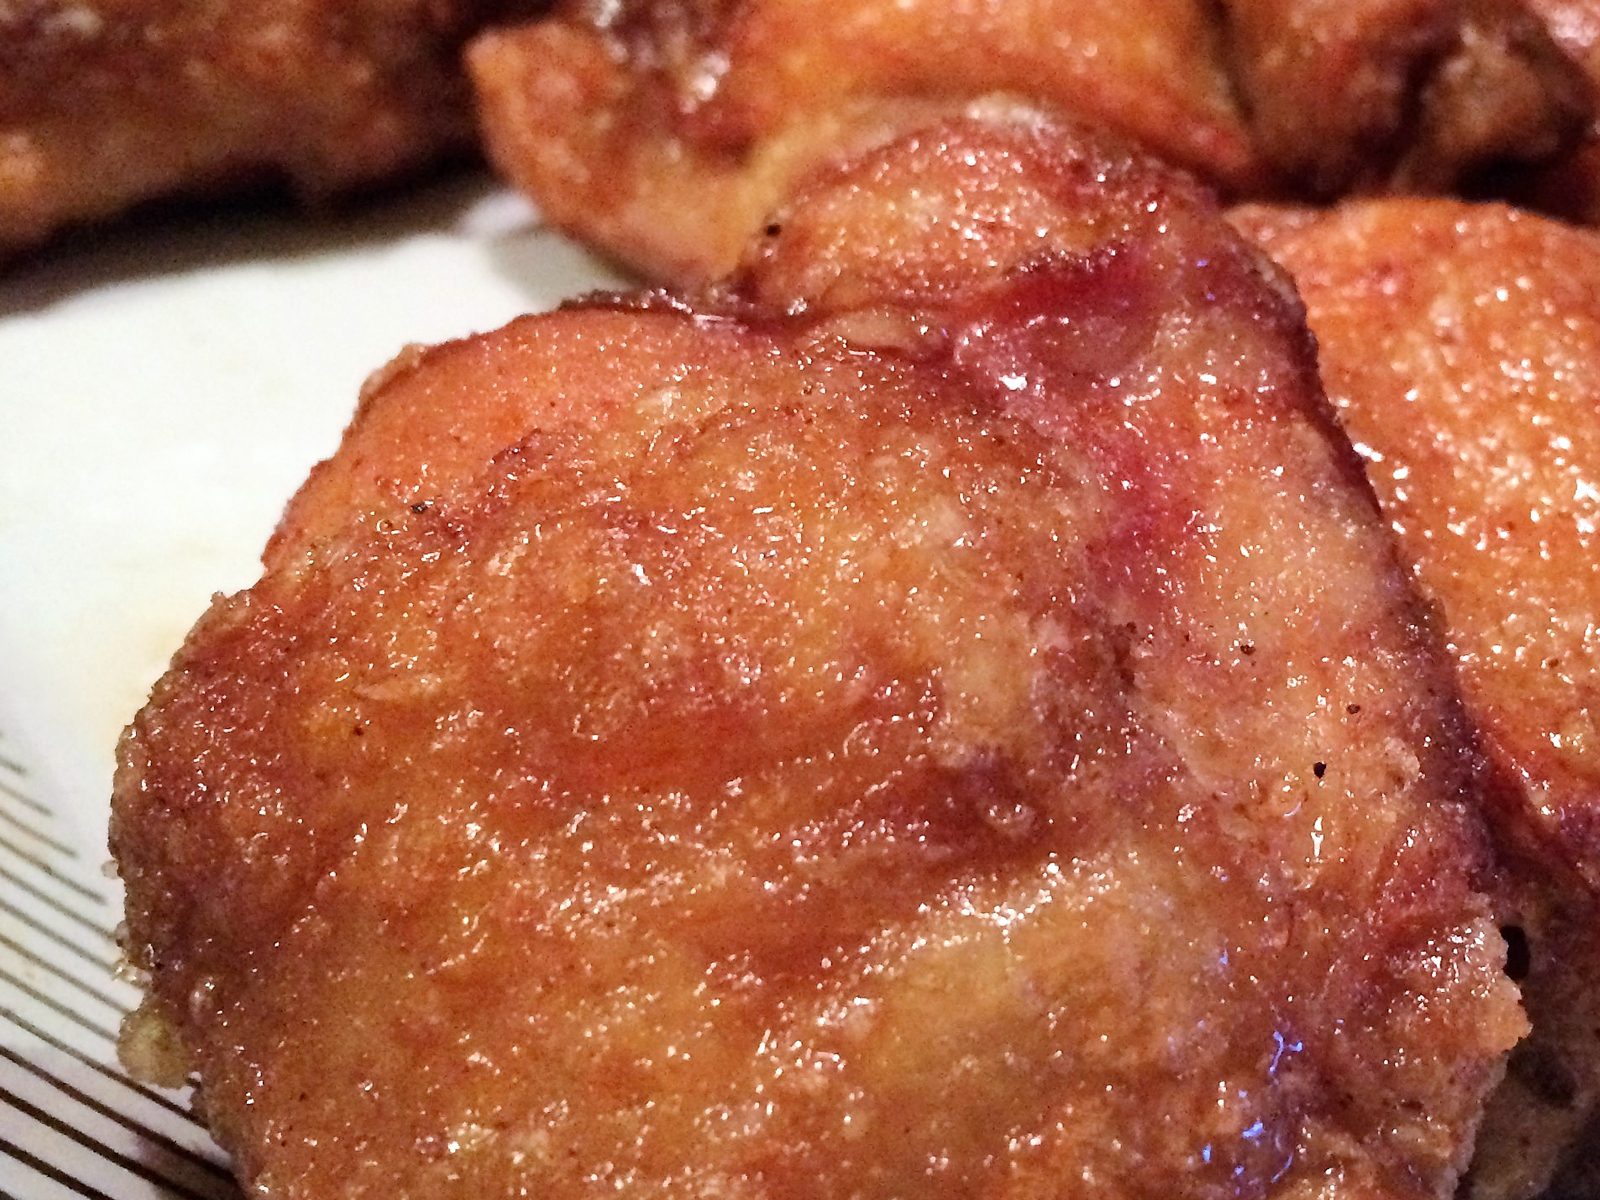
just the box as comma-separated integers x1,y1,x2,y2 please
115,117,1525,1198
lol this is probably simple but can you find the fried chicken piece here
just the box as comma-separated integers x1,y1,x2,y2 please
1234,198,1600,1200
113,116,1528,1198
466,0,1594,285
467,1,1259,284
0,0,539,254
1218,0,1590,197
1510,0,1600,222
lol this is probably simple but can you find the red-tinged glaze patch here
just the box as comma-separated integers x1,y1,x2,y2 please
948,245,1160,410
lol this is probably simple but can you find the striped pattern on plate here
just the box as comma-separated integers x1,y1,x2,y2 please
0,725,236,1200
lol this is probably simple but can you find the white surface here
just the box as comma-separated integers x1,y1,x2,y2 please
0,175,615,1198
0,173,616,854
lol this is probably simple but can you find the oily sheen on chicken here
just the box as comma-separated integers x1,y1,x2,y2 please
466,0,1588,284
113,116,1525,1198
1236,198,1600,1200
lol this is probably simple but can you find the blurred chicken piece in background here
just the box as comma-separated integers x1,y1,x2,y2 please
468,0,1593,284
0,0,544,254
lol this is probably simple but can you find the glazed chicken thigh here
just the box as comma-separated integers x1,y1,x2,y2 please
113,116,1527,1198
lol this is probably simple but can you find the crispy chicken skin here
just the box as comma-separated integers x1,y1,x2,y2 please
466,0,1590,285
113,117,1528,1198
1234,199,1600,1200
466,2,1259,284
0,0,538,253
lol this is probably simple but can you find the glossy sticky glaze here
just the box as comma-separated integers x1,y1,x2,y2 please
115,118,1524,1199
1236,198,1600,1200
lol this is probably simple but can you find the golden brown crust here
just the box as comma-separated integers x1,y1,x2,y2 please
0,0,535,253
466,0,1595,286
1234,197,1600,1200
1234,198,1600,907
115,116,1524,1198
467,2,1260,284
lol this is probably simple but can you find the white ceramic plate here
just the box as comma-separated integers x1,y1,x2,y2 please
0,174,616,1198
